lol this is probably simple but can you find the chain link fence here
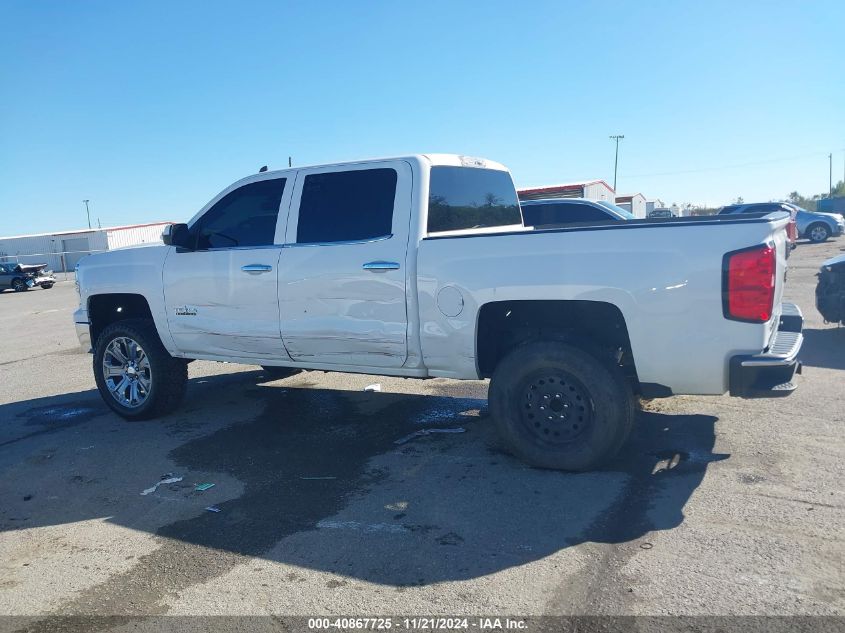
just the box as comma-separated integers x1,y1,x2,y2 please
0,250,106,281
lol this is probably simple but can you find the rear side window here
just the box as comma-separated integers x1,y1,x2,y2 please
523,203,610,226
193,178,286,249
428,167,521,233
296,169,397,244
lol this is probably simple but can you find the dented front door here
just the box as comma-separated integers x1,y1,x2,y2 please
162,247,288,359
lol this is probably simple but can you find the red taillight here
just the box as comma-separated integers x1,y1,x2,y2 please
724,244,776,322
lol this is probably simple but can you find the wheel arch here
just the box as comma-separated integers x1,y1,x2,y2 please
476,299,642,391
88,293,155,345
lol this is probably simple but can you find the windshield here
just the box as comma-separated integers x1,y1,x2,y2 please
428,166,522,233
596,200,635,219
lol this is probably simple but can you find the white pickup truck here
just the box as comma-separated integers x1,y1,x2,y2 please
73,154,803,470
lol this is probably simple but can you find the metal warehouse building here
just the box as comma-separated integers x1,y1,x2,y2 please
0,222,171,272
518,180,617,202
615,193,648,219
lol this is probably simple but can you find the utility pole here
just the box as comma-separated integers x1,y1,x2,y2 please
83,199,91,229
288,156,292,168
609,135,624,192
830,153,833,196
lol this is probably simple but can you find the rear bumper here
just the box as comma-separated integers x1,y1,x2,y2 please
729,302,803,398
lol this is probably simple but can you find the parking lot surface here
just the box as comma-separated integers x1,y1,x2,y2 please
0,241,843,625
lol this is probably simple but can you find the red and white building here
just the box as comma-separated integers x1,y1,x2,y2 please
518,180,617,203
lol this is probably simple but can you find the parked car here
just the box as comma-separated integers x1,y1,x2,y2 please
0,262,56,292
520,197,634,227
74,153,802,471
719,202,841,243
816,253,845,325
648,208,674,218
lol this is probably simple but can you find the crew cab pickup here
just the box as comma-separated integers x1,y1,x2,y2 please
73,154,803,470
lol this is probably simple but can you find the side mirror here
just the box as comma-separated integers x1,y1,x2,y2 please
162,223,193,249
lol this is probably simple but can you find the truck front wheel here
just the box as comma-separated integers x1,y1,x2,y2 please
93,318,188,420
489,341,634,471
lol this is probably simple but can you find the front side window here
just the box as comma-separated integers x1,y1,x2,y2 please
192,178,286,250
296,168,397,244
428,167,521,233
743,204,779,214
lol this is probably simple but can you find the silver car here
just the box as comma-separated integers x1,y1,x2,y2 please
719,202,843,243
0,262,56,292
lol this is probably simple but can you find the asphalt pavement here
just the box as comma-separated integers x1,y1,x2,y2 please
0,239,842,628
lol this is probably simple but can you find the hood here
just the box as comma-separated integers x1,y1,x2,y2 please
821,253,845,271
814,212,843,221
15,263,49,274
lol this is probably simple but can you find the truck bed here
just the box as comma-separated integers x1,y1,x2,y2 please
416,211,791,395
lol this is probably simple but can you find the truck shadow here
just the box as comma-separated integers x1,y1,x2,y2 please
1,371,726,594
799,327,845,371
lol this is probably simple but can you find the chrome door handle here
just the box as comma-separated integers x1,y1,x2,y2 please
242,264,273,274
363,261,400,272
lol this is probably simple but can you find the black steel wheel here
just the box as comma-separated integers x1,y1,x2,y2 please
489,340,634,471
521,372,594,446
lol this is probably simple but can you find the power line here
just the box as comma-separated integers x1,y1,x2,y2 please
626,151,830,179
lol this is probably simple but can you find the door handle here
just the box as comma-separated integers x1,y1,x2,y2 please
242,264,273,274
363,261,400,272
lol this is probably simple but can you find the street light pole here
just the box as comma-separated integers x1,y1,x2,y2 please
83,199,91,229
609,135,624,192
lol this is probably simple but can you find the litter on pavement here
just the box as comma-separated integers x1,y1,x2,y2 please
394,427,466,445
364,383,382,392
195,483,215,491
205,506,221,513
140,475,184,496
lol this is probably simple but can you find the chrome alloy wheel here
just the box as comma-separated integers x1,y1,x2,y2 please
810,225,829,242
102,336,151,408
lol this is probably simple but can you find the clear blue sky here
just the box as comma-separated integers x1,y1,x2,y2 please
1,0,842,234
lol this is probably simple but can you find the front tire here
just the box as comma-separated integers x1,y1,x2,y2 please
93,318,188,420
489,341,634,471
807,223,830,243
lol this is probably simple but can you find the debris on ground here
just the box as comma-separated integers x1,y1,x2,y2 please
364,383,381,392
300,476,337,480
140,475,184,496
394,427,466,445
195,483,215,491
205,506,221,513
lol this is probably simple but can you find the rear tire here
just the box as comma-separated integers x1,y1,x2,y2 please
40,283,54,289
12,278,27,292
807,223,830,243
260,366,301,380
93,318,188,420
489,341,634,471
